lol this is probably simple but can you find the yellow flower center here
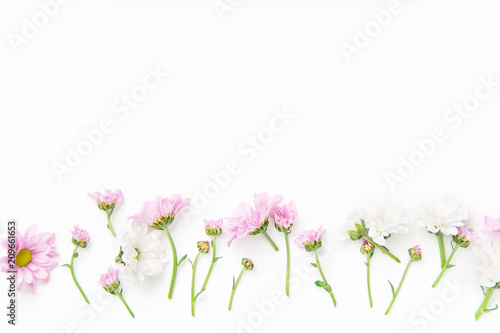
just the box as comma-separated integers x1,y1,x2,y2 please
16,249,32,267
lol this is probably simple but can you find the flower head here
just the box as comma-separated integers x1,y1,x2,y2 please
409,245,422,261
224,202,266,247
241,258,254,270
454,226,479,248
88,189,123,211
295,226,326,252
128,194,190,230
253,193,283,218
99,267,120,294
360,239,374,255
197,241,210,254
204,218,223,236
354,203,408,246
483,215,500,245
415,195,469,235
473,247,500,288
116,225,168,286
271,201,297,232
0,225,58,292
72,225,90,248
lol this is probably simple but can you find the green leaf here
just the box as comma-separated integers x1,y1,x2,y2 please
484,304,498,313
178,254,187,267
188,259,193,268
73,252,79,259
311,263,318,268
388,280,395,296
213,256,223,263
323,284,332,293
481,286,488,296
61,264,71,269
315,280,326,288
446,264,456,269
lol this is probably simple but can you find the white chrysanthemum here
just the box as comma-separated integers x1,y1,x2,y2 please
360,203,409,246
473,247,500,288
334,209,364,241
415,196,469,235
119,225,168,286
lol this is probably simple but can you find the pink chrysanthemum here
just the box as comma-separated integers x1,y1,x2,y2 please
0,225,58,292
271,201,297,231
454,226,479,248
295,225,326,251
88,189,123,210
204,218,223,236
99,267,120,293
128,194,191,229
224,202,266,246
72,225,90,247
254,193,283,217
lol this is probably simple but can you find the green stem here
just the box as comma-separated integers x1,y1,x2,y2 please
228,267,245,311
475,287,496,320
385,260,412,315
201,235,217,292
285,232,290,297
106,210,116,237
314,249,337,307
432,244,460,288
165,226,178,299
191,252,201,317
69,245,90,304
260,229,279,251
117,292,135,318
363,235,401,263
366,253,373,308
437,233,446,269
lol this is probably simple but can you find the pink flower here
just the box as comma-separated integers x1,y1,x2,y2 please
483,215,500,245
128,194,191,229
0,225,58,292
295,226,326,252
271,201,297,231
224,202,266,246
254,193,283,217
204,218,223,236
454,226,479,248
99,267,120,293
88,189,123,210
72,225,90,247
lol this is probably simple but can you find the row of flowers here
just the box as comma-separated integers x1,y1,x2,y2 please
2,192,500,320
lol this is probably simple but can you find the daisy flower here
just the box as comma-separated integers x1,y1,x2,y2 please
0,225,58,292
99,267,135,318
473,247,500,320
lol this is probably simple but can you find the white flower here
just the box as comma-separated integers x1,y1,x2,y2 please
119,224,168,286
359,203,409,246
414,195,469,235
473,247,500,288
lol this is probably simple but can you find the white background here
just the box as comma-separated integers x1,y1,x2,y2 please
1,1,500,332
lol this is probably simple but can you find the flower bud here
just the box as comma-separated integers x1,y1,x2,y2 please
197,241,210,254
360,240,374,255
409,245,422,261
241,258,254,270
